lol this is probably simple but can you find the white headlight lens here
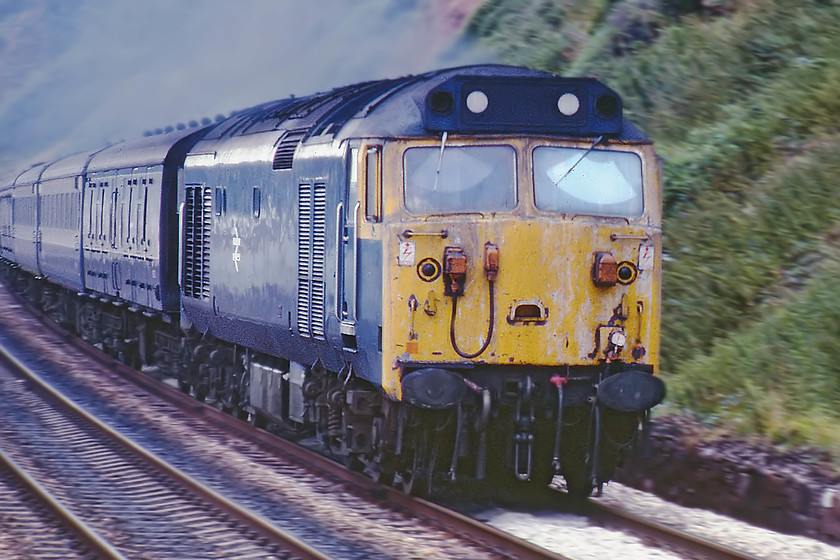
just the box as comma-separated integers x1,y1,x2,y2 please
466,90,489,114
557,93,580,116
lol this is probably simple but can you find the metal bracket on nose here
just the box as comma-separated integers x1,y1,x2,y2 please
402,229,448,239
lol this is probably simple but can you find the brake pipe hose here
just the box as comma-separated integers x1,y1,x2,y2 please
449,280,495,359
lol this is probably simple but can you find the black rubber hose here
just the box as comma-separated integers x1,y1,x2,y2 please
450,281,495,359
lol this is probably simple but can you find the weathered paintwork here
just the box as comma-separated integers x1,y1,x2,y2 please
379,138,661,400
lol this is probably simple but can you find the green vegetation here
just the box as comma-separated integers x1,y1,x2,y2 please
468,0,840,452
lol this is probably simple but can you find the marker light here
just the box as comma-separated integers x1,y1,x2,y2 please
466,90,489,114
423,74,624,135
557,93,580,116
609,330,626,348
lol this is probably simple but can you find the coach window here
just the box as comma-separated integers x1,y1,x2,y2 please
127,184,134,243
98,185,105,240
87,183,94,238
365,146,381,222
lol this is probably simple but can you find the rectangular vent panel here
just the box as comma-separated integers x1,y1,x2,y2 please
297,184,312,337
183,185,212,300
296,183,327,340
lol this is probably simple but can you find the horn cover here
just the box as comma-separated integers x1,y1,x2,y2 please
402,368,468,409
598,369,666,412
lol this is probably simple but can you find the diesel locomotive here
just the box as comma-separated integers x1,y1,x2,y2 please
0,64,665,497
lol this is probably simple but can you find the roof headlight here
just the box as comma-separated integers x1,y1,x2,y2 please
428,90,455,115
595,93,620,118
466,90,489,114
557,93,580,116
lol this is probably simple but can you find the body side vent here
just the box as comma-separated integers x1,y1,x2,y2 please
297,184,312,338
296,182,327,340
273,129,307,170
311,183,327,339
183,185,212,300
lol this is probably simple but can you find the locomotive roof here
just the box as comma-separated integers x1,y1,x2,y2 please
4,65,649,189
194,64,649,153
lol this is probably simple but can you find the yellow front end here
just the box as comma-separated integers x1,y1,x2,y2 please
376,137,662,400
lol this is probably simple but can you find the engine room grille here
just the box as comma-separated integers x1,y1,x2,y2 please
297,183,327,339
273,128,307,170
183,185,212,300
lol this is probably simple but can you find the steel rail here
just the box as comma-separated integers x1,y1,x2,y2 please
0,340,330,560
121,359,574,560
583,498,764,560
0,443,128,560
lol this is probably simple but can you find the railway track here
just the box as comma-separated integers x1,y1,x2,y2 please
0,342,327,559
0,449,101,559
0,284,568,559
0,282,775,559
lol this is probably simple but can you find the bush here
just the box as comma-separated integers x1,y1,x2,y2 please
467,0,840,449
662,138,840,369
668,256,840,447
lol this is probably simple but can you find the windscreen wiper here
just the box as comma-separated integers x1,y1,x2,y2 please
553,135,604,187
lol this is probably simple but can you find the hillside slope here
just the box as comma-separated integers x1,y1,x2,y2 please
469,0,840,450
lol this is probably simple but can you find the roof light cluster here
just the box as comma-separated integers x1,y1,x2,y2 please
423,74,623,136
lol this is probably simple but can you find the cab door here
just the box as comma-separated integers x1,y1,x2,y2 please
335,147,372,352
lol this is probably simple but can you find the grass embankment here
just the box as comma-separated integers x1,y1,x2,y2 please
468,0,840,451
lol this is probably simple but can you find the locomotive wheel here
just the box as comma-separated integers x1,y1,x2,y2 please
118,347,142,370
519,417,557,488
367,449,398,484
247,411,267,429
398,428,437,496
399,435,426,495
563,469,594,499
345,422,395,483
522,454,556,488
560,406,596,499
194,382,208,403
232,405,250,422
